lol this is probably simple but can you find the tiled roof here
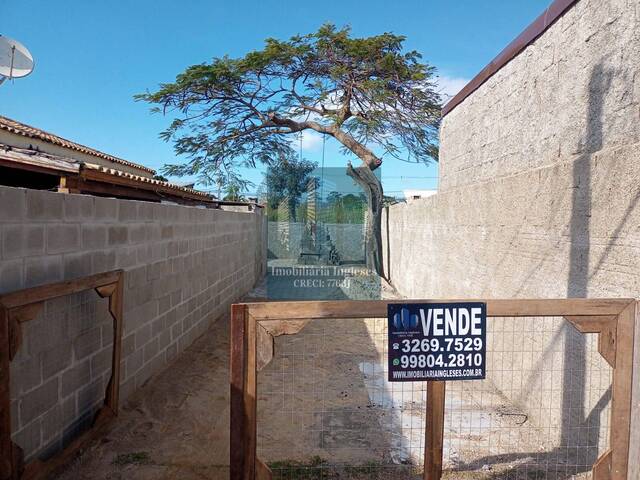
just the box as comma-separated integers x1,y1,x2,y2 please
0,143,214,202
81,163,214,201
0,115,156,175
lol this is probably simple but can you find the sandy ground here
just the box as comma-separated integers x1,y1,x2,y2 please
54,275,593,480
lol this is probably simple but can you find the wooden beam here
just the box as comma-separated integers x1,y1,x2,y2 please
244,299,632,321
592,449,612,479
610,302,635,479
255,458,272,480
256,323,274,372
104,276,123,414
0,270,122,309
230,304,257,480
564,315,617,334
424,381,446,480
0,304,12,480
258,319,309,337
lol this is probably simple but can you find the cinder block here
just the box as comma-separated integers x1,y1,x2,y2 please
46,224,80,254
64,195,94,221
81,225,107,250
143,337,159,363
12,419,41,462
90,346,112,378
61,360,90,398
129,224,149,244
2,225,45,259
40,404,62,443
0,187,26,222
165,342,177,362
63,251,94,280
76,378,104,416
24,255,63,289
92,250,116,273
41,343,73,378
26,190,63,221
10,356,42,397
115,246,137,269
118,201,138,223
121,333,135,358
135,323,152,350
107,226,128,246
73,327,101,360
94,197,118,221
0,259,24,294
20,377,59,425
125,349,144,379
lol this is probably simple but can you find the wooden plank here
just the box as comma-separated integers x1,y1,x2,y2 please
105,276,123,413
0,304,12,479
255,458,272,480
564,315,616,334
229,304,247,480
610,302,635,479
598,323,617,368
0,270,122,309
424,381,446,480
244,298,632,321
95,283,117,298
259,319,309,337
629,301,640,480
592,450,612,479
8,303,43,359
244,312,258,480
256,324,274,372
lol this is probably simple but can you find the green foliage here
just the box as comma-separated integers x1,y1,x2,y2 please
265,155,317,221
136,24,441,186
321,192,366,224
223,182,246,201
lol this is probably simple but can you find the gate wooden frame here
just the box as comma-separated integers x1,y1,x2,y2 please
0,270,124,480
230,298,636,480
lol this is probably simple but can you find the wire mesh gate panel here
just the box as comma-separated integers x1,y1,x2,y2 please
230,299,636,480
0,270,124,480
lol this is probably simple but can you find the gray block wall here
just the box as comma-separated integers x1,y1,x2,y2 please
0,185,266,461
382,0,640,471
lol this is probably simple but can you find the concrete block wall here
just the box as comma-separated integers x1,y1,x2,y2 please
382,0,640,470
0,185,266,461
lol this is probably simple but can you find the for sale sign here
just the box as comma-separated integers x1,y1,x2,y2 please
387,303,486,382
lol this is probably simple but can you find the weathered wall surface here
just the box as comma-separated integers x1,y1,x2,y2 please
0,185,265,462
383,0,640,471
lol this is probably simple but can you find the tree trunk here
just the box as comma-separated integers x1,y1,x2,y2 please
346,163,385,279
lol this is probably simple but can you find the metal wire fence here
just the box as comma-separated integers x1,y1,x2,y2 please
256,316,611,479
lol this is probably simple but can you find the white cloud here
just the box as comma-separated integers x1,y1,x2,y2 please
300,130,323,152
436,75,471,102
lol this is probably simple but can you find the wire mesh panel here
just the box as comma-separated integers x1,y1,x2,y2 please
258,317,424,479
256,315,612,480
443,316,611,479
10,289,114,463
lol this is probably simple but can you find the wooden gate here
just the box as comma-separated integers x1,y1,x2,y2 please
230,299,636,480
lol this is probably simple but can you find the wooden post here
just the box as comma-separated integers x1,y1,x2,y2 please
424,381,446,480
609,301,635,479
0,304,12,480
230,304,257,480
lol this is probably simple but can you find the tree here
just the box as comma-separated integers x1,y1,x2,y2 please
223,183,245,201
137,24,441,277
265,155,317,221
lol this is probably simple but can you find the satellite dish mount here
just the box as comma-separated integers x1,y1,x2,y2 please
0,35,34,85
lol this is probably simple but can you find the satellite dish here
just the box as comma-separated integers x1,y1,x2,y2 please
0,35,34,85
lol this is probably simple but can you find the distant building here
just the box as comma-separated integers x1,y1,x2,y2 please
0,115,219,207
402,189,437,201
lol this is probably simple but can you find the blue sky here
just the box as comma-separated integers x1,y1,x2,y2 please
0,0,551,198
